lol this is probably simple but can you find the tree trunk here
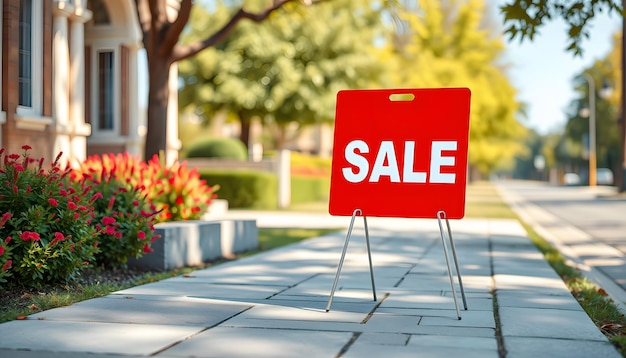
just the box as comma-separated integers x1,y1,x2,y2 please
238,111,251,149
144,55,171,161
274,125,288,150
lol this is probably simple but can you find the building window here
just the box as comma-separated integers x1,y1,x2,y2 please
98,51,114,130
17,0,42,116
19,0,33,107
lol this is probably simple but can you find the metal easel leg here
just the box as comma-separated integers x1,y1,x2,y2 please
444,215,467,310
363,216,377,302
437,210,462,320
326,209,377,312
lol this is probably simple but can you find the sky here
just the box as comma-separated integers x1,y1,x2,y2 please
493,2,623,135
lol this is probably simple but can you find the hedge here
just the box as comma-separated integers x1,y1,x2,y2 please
291,176,330,205
187,138,247,160
200,170,277,209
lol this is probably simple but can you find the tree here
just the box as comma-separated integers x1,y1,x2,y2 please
134,0,316,161
500,0,625,190
178,0,387,150
563,47,621,173
392,0,526,177
500,0,622,56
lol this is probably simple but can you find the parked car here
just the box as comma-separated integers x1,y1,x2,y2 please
563,172,581,186
596,168,614,185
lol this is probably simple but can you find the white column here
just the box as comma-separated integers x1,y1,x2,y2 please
166,62,182,165
0,0,4,147
126,44,143,158
277,150,291,209
52,1,74,165
69,6,92,167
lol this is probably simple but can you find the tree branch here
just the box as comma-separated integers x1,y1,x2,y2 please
160,0,193,57
171,0,299,63
135,0,151,47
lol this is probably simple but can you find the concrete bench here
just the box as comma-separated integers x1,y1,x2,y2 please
128,219,258,271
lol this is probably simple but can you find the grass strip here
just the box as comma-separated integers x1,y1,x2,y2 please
521,222,626,356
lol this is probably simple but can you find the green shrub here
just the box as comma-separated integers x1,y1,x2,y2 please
0,147,99,288
76,176,160,267
291,176,330,205
199,170,277,209
186,138,247,160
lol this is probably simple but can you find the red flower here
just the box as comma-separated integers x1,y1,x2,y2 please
2,259,12,271
102,216,116,225
21,145,32,151
48,198,59,207
59,189,68,197
68,201,78,210
19,231,40,241
175,196,184,205
5,236,12,244
53,151,63,165
138,231,146,240
0,213,12,227
0,246,4,255
143,244,153,253
132,200,139,207
107,197,115,210
106,225,116,235
50,232,65,246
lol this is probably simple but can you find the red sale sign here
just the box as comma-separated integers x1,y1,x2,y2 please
329,88,471,219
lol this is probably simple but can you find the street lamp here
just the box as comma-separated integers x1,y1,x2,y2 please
581,73,598,186
580,74,613,187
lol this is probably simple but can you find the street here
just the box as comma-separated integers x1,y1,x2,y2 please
496,180,626,309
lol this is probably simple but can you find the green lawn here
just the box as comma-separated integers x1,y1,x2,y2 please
464,181,517,219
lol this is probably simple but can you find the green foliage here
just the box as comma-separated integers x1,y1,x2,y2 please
291,176,330,205
393,0,526,176
199,170,277,209
500,0,622,56
78,178,160,267
179,0,388,148
0,147,99,288
563,41,621,171
186,137,247,160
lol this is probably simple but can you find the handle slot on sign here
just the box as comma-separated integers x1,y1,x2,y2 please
389,93,415,101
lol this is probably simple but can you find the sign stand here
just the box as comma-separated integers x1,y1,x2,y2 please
436,210,467,320
326,87,472,319
326,209,377,312
325,209,468,319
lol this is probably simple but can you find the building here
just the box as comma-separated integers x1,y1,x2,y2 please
1,0,180,166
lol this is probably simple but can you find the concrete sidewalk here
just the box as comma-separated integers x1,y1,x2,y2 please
0,214,620,357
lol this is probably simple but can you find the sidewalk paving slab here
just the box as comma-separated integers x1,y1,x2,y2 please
0,214,621,357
